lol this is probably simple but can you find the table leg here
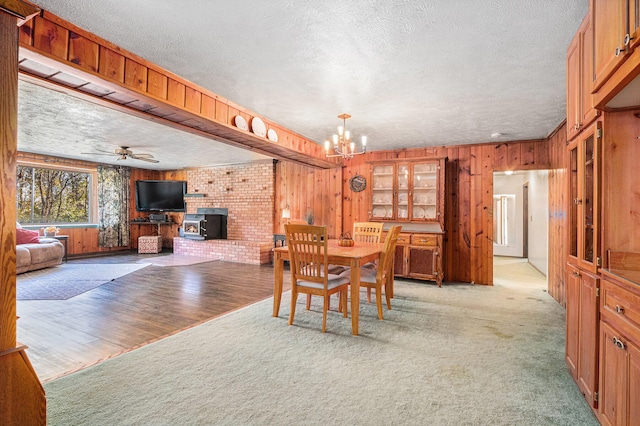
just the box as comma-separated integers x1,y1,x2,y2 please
273,252,284,317
350,259,361,336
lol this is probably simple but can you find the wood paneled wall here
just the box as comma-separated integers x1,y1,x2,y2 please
339,138,555,285
602,110,640,256
547,126,568,305
274,161,342,239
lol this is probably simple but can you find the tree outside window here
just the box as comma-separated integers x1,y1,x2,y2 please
16,165,91,224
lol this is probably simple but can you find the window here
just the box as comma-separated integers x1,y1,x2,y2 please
16,165,94,224
493,194,512,246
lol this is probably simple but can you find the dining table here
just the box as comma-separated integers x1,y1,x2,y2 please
273,239,385,336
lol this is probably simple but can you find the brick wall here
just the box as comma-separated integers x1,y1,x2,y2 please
173,237,274,264
185,160,275,242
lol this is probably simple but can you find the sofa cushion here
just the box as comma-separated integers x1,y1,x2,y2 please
16,245,31,272
16,228,40,244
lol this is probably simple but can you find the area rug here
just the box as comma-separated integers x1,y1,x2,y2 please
17,263,150,300
136,254,218,267
44,280,598,425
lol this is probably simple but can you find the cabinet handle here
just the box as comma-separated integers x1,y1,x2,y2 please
613,337,627,351
615,305,625,314
573,198,582,205
615,46,622,57
624,34,633,46
572,270,581,277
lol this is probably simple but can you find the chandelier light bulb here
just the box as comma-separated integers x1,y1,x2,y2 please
324,113,368,160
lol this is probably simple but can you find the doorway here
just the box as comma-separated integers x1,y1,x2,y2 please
493,170,549,285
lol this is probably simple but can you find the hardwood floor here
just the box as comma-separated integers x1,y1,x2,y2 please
17,251,282,382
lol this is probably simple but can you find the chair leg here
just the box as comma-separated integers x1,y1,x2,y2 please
341,290,348,318
385,285,392,311
288,287,298,326
322,295,329,333
306,294,311,310
375,286,384,320
367,288,372,303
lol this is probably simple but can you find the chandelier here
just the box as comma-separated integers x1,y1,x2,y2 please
324,113,367,159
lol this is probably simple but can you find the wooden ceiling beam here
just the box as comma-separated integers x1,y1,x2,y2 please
18,9,340,170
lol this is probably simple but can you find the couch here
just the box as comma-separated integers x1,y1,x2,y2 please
16,227,65,274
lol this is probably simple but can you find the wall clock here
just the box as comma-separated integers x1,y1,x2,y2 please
349,175,367,192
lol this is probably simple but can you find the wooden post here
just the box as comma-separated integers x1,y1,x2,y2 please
0,1,46,425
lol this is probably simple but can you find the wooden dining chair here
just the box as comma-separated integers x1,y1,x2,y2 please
353,221,384,243
341,225,401,320
285,223,350,333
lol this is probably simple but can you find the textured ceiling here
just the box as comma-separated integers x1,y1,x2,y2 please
22,0,588,169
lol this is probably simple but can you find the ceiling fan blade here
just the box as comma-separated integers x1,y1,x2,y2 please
81,152,117,156
130,153,155,158
133,156,160,163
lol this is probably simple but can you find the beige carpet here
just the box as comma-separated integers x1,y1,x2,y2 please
44,272,597,425
137,254,218,267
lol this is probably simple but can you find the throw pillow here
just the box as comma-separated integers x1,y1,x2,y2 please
16,228,40,245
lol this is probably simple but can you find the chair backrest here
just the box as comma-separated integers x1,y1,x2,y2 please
284,223,328,287
353,222,384,243
377,225,402,283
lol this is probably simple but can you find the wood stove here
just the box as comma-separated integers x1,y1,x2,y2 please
183,208,228,240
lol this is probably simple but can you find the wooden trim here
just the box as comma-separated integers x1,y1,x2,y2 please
0,0,39,25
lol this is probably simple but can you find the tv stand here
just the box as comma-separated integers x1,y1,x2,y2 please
130,220,175,236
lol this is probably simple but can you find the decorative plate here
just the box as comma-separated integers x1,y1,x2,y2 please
267,128,278,142
234,115,248,131
398,206,408,219
373,207,386,218
349,175,367,192
414,207,425,219
251,116,267,137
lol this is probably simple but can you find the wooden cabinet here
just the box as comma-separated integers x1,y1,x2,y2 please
592,0,637,92
567,121,602,274
567,13,600,141
566,264,601,409
392,231,444,286
371,157,446,286
598,272,640,426
369,158,445,224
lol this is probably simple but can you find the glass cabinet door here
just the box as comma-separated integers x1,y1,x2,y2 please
569,142,578,259
397,164,409,220
411,162,438,221
582,133,595,265
371,164,394,220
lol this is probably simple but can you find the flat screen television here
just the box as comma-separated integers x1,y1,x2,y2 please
135,180,186,212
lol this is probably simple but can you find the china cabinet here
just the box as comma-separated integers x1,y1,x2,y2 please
370,158,446,286
369,158,445,224
567,120,602,274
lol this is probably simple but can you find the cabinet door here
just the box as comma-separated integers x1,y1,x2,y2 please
393,244,406,276
578,271,600,407
630,339,640,426
567,30,582,141
397,163,409,220
578,123,602,273
566,265,581,379
592,0,630,92
580,14,600,128
599,321,628,426
411,161,439,221
407,246,436,279
631,0,640,49
371,164,394,221
568,140,579,262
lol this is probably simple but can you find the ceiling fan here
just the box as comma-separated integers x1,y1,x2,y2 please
82,146,159,163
